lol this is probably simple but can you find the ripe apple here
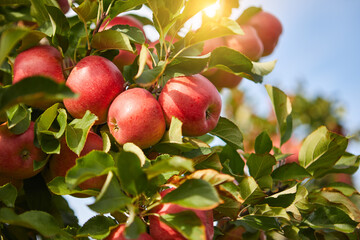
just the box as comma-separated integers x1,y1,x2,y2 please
0,122,46,180
63,55,125,124
0,176,23,189
48,131,106,190
106,224,154,240
56,0,71,14
107,88,166,149
204,69,243,90
99,16,146,70
224,25,264,61
158,74,222,136
246,11,283,57
13,45,65,84
201,37,226,55
149,188,214,240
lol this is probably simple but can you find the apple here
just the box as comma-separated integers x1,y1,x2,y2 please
0,122,46,180
224,25,264,61
99,16,146,70
56,0,71,14
106,224,154,240
203,69,243,90
0,176,23,189
149,188,214,240
48,131,106,190
63,55,125,124
201,37,226,55
246,11,283,57
107,88,166,149
158,74,222,136
13,45,65,84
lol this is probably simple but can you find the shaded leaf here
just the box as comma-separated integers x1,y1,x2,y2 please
210,117,243,150
254,131,272,154
0,184,17,208
77,215,117,239
238,176,266,205
247,153,276,180
109,0,146,18
6,104,31,135
48,177,99,196
271,162,311,181
0,27,29,66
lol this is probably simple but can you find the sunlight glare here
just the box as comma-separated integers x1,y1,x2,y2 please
203,1,221,18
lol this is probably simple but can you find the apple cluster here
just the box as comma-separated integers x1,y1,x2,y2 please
202,10,282,89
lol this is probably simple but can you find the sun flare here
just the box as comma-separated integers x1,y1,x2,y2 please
203,1,221,18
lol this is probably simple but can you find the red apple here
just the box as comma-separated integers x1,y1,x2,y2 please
107,88,166,149
0,122,46,179
106,224,154,240
13,45,65,84
158,74,222,136
48,131,106,190
56,0,71,14
0,176,23,189
246,11,283,57
204,70,243,90
149,188,214,240
201,37,226,55
224,25,264,61
63,55,125,124
99,16,146,70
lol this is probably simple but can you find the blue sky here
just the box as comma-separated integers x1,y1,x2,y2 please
66,0,360,224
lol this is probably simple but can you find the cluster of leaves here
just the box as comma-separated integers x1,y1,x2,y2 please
0,0,359,240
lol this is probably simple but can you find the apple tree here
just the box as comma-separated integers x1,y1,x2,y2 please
0,0,359,239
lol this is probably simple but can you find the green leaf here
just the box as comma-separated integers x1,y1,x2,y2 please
255,131,272,154
162,179,221,210
91,30,133,51
0,0,30,5
0,27,29,66
298,126,348,178
123,142,147,166
264,185,298,208
326,152,360,175
0,208,72,239
89,172,131,214
65,151,114,189
65,111,98,156
0,76,76,113
116,151,147,196
265,85,293,145
236,6,262,25
124,216,146,240
189,169,234,186
209,117,244,150
246,153,276,180
23,174,52,212
109,0,146,18
29,0,50,24
110,25,145,44
133,61,166,87
164,55,210,79
238,176,266,204
304,206,358,233
160,211,206,240
254,204,290,221
238,215,281,231
46,5,70,36
145,156,194,179
219,145,244,177
325,182,358,197
73,0,98,21
18,30,48,52
271,162,311,181
214,195,242,220
0,184,17,208
77,215,117,239
6,104,31,135
47,177,99,196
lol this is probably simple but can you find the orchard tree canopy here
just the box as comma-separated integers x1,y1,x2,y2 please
0,0,359,239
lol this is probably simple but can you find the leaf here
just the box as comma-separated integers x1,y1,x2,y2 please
254,204,290,221
0,208,72,239
214,195,242,220
47,177,99,196
162,179,222,210
124,216,146,240
0,76,76,113
18,30,48,52
325,182,358,197
91,30,133,51
304,206,358,233
47,5,70,36
6,104,31,135
0,0,30,5
298,126,348,178
109,0,146,18
29,0,50,24
164,55,210,79
246,153,276,180
145,156,194,179
271,163,311,181
89,172,131,214
77,215,117,239
160,211,206,240
238,215,281,231
110,25,146,44
65,151,114,189
238,176,266,205
65,111,98,156
219,145,244,177
209,117,244,150
188,169,234,186
73,0,98,21
134,61,166,87
326,152,360,175
264,185,298,208
254,131,272,154
265,85,293,145
123,142,147,166
0,184,17,208
236,6,262,25
0,27,29,66
176,0,218,28
116,151,147,196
